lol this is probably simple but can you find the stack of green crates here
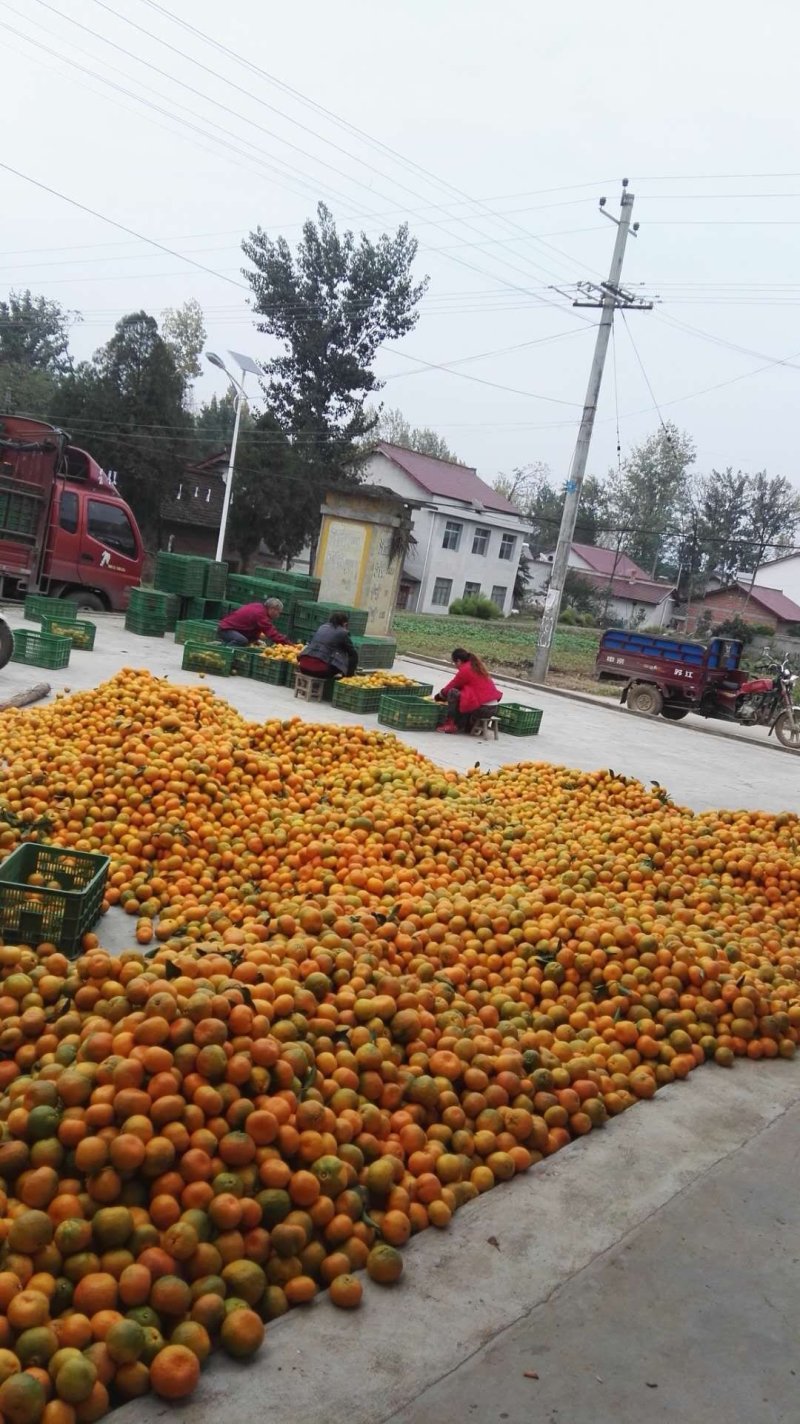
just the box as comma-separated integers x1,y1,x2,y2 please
352,635,397,670
24,595,77,624
174,620,220,646
225,574,297,638
125,587,179,637
41,615,96,651
154,552,207,597
254,568,321,601
293,601,369,640
10,629,71,670
202,560,228,599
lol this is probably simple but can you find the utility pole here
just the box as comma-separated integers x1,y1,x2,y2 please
532,180,652,683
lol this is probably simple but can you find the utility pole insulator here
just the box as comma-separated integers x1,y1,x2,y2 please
532,184,650,684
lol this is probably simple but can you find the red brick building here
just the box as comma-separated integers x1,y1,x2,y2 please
686,581,800,636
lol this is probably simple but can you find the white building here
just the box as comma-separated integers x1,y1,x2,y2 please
362,442,529,616
753,550,800,604
529,541,676,628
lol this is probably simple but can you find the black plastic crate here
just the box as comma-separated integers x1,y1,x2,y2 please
0,844,109,956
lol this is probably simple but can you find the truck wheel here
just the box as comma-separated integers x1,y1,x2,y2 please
661,706,689,721
774,710,800,751
63,591,105,613
626,682,663,716
0,619,13,670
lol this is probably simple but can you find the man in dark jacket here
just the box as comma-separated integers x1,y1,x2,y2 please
298,612,358,679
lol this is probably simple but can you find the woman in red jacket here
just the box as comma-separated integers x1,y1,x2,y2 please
436,648,502,734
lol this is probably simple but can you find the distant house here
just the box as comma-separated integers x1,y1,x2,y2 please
361,442,530,615
160,452,226,558
752,550,800,605
529,541,676,629
687,581,800,637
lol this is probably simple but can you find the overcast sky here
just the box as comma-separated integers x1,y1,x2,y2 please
2,0,799,490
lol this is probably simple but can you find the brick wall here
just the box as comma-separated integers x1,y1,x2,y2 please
687,587,778,633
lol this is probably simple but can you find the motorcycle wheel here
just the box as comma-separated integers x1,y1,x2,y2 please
774,709,800,751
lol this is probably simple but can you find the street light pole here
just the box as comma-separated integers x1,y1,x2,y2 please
206,350,253,564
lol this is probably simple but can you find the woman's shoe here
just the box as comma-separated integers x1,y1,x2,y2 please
436,719,458,733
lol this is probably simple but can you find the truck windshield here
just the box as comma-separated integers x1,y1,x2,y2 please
87,499,137,558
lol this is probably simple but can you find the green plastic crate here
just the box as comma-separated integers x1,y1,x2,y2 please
254,568,321,600
352,635,397,670
294,601,369,637
174,620,221,646
41,616,96,651
10,629,71,669
251,654,291,685
154,552,207,596
231,647,256,676
497,702,543,736
202,560,229,599
0,489,39,537
378,695,442,731
0,843,109,956
124,611,164,638
128,588,180,627
182,641,234,676
382,680,433,699
332,681,383,715
23,595,77,624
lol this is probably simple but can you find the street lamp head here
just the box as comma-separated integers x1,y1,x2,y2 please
206,352,225,371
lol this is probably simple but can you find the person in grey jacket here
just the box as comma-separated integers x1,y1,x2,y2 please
297,611,358,680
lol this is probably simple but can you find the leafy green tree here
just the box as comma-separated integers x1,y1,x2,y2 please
225,413,310,568
161,299,206,390
371,406,458,462
495,464,607,554
52,312,189,546
242,202,427,537
0,290,78,416
739,470,800,574
605,423,695,576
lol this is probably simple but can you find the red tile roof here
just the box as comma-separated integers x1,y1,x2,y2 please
581,571,676,605
571,542,650,580
375,442,520,515
735,582,800,622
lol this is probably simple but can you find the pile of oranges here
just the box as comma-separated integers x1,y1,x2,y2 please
255,644,303,664
0,668,796,1418
338,673,418,689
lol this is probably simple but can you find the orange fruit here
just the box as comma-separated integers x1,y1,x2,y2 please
219,1309,264,1359
328,1274,363,1309
366,1244,404,1285
149,1344,200,1400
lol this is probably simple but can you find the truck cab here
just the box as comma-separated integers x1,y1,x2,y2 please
0,415,144,611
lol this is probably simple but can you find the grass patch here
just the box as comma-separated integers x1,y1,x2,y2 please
392,614,609,692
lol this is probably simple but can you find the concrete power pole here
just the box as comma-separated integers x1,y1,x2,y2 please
532,180,652,683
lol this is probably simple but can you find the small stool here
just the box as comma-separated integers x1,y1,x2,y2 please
294,671,325,702
471,713,500,741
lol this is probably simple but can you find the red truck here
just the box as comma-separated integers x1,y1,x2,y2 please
595,627,800,750
0,414,144,621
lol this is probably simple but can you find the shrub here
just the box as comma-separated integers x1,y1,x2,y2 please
711,616,758,646
448,595,501,620
559,607,577,625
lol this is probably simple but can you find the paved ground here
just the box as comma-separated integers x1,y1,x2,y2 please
3,609,800,1424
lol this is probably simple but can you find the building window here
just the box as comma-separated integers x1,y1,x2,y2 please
442,520,462,551
472,526,489,556
463,581,481,598
490,585,507,609
431,577,453,607
499,533,516,561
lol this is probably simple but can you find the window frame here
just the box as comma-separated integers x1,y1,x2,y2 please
498,532,517,561
87,499,138,560
431,577,454,607
472,526,490,556
441,520,463,552
463,581,481,599
490,584,508,609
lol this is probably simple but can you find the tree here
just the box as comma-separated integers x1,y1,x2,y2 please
227,414,311,568
739,470,800,575
52,312,189,546
494,463,608,554
161,299,206,390
605,423,695,576
0,290,78,417
193,391,240,457
242,202,427,538
371,406,458,462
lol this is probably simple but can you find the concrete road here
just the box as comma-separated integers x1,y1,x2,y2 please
3,609,799,1424
1,611,797,812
